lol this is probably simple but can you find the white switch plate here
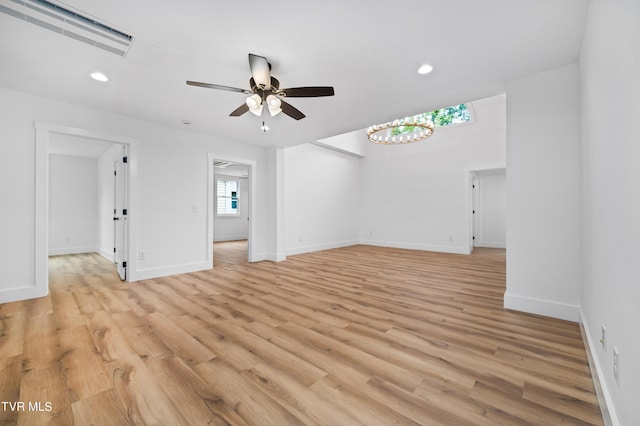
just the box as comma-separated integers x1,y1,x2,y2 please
613,347,620,384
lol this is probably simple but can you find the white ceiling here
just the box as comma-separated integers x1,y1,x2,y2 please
0,0,588,148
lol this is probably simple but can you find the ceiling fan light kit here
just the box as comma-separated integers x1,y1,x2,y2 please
187,53,335,125
245,94,263,116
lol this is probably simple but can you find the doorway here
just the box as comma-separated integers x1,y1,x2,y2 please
207,155,257,266
35,123,138,296
469,167,506,252
48,137,128,279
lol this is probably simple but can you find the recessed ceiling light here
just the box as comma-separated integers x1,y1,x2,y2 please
90,71,109,82
417,64,434,75
181,120,192,126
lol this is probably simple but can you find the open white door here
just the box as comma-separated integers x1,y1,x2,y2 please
472,177,481,248
114,147,128,280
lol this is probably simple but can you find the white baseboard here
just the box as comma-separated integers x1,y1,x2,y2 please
135,260,212,281
360,239,469,255
48,246,97,256
98,248,115,262
0,284,48,304
580,309,618,426
214,235,248,243
258,252,286,262
476,241,506,249
503,292,580,322
286,240,358,256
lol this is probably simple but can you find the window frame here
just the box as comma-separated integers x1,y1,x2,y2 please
386,103,475,139
214,175,240,218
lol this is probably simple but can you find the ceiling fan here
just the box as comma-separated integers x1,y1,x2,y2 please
186,54,335,121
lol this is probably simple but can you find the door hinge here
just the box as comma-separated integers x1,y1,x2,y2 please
123,156,128,163
122,261,127,268
114,170,117,176
472,184,475,188
122,209,127,216
113,247,116,252
473,236,475,240
472,210,475,214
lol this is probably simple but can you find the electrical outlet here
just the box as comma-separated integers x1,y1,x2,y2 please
298,236,302,243
600,324,606,349
138,250,147,261
613,347,620,384
192,204,199,213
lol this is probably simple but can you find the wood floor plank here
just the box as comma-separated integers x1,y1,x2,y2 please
243,362,363,426
175,314,260,372
522,382,603,424
246,320,373,386
84,309,189,425
110,311,174,360
209,320,327,387
309,375,419,425
71,389,131,426
145,356,247,425
0,244,604,425
19,365,73,425
365,375,482,425
195,358,306,425
144,311,217,367
57,325,112,402
21,313,59,373
278,321,424,392
0,308,26,359
0,355,23,425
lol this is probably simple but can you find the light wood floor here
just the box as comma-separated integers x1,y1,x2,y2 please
213,240,249,267
0,246,602,425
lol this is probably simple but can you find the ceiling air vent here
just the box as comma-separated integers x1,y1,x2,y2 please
213,161,234,168
0,0,133,56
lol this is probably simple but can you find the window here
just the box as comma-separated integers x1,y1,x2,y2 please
216,177,239,216
390,103,471,137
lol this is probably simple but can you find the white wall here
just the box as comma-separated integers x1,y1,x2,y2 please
359,95,506,254
313,128,368,158
504,64,582,322
0,87,269,303
48,155,98,255
284,143,360,255
579,0,640,423
474,172,506,249
265,147,285,261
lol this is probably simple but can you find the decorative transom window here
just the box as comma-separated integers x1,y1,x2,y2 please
216,177,239,216
389,103,471,138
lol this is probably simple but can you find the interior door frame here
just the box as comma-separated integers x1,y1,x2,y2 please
35,122,139,295
466,164,506,254
207,154,257,265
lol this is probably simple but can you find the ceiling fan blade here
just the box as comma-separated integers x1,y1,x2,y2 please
229,103,250,117
248,54,271,89
279,86,335,97
280,99,306,120
186,81,251,94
